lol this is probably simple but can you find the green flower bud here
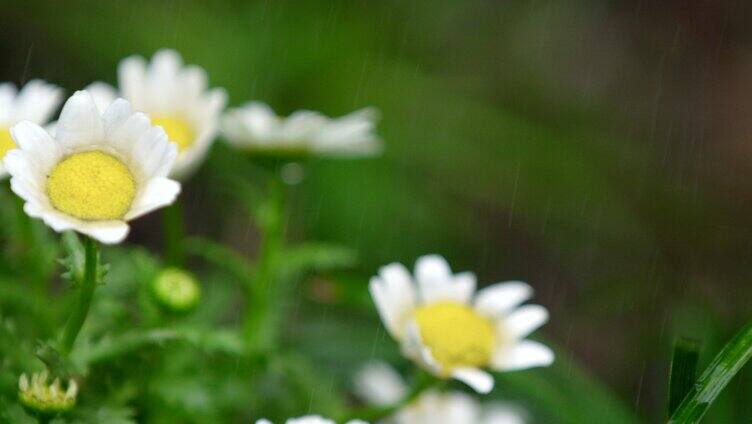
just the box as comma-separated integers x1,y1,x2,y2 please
151,267,201,312
18,371,77,416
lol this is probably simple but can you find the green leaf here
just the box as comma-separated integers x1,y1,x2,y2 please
279,242,358,278
669,321,752,423
668,337,701,417
183,236,254,283
73,327,245,367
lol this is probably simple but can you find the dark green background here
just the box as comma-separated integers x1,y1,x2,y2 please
1,0,751,422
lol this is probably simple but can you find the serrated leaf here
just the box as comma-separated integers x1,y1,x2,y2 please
59,231,107,288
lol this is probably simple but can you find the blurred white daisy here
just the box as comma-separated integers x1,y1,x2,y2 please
256,415,366,424
5,91,180,244
86,49,227,179
355,361,526,424
0,80,62,177
369,255,553,394
221,102,381,157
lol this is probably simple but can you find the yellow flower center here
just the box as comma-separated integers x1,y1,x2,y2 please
47,151,136,220
151,115,194,152
0,127,16,159
413,301,496,371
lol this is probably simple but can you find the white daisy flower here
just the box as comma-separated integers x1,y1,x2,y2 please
356,361,526,424
0,80,63,177
256,416,366,424
85,49,227,179
369,255,554,394
221,102,382,157
5,91,181,244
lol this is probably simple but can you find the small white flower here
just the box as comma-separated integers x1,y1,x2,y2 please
369,255,554,394
222,102,381,157
256,416,366,424
86,49,227,179
0,80,62,177
5,91,181,244
18,371,78,415
356,361,526,424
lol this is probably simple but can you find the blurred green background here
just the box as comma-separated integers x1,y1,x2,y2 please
1,0,752,422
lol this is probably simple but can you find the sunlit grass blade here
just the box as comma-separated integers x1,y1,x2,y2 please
667,337,701,417
669,321,752,423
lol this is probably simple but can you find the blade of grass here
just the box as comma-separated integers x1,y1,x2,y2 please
668,337,701,417
669,321,752,423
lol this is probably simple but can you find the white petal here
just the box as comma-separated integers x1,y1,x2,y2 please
369,263,416,339
76,220,130,244
402,322,443,375
107,112,151,159
9,121,61,172
354,361,407,406
180,65,208,101
415,255,452,283
255,420,272,424
125,177,180,220
118,55,147,108
85,82,118,113
503,305,549,339
13,80,63,124
451,367,494,394
286,416,336,424
415,255,474,304
482,404,526,424
131,126,177,180
427,271,476,304
102,98,134,138
5,150,48,201
441,392,483,424
55,91,104,149
492,340,554,372
474,281,533,318
0,83,17,123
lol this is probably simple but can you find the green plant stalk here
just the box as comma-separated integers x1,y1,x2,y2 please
60,236,98,356
669,321,752,423
243,174,285,354
163,200,185,267
667,337,701,417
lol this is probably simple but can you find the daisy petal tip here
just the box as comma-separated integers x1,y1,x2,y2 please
452,368,494,394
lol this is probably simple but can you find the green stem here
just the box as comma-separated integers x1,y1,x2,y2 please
60,237,98,356
243,173,285,354
163,201,185,267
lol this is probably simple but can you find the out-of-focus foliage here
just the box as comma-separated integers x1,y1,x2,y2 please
0,0,751,422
